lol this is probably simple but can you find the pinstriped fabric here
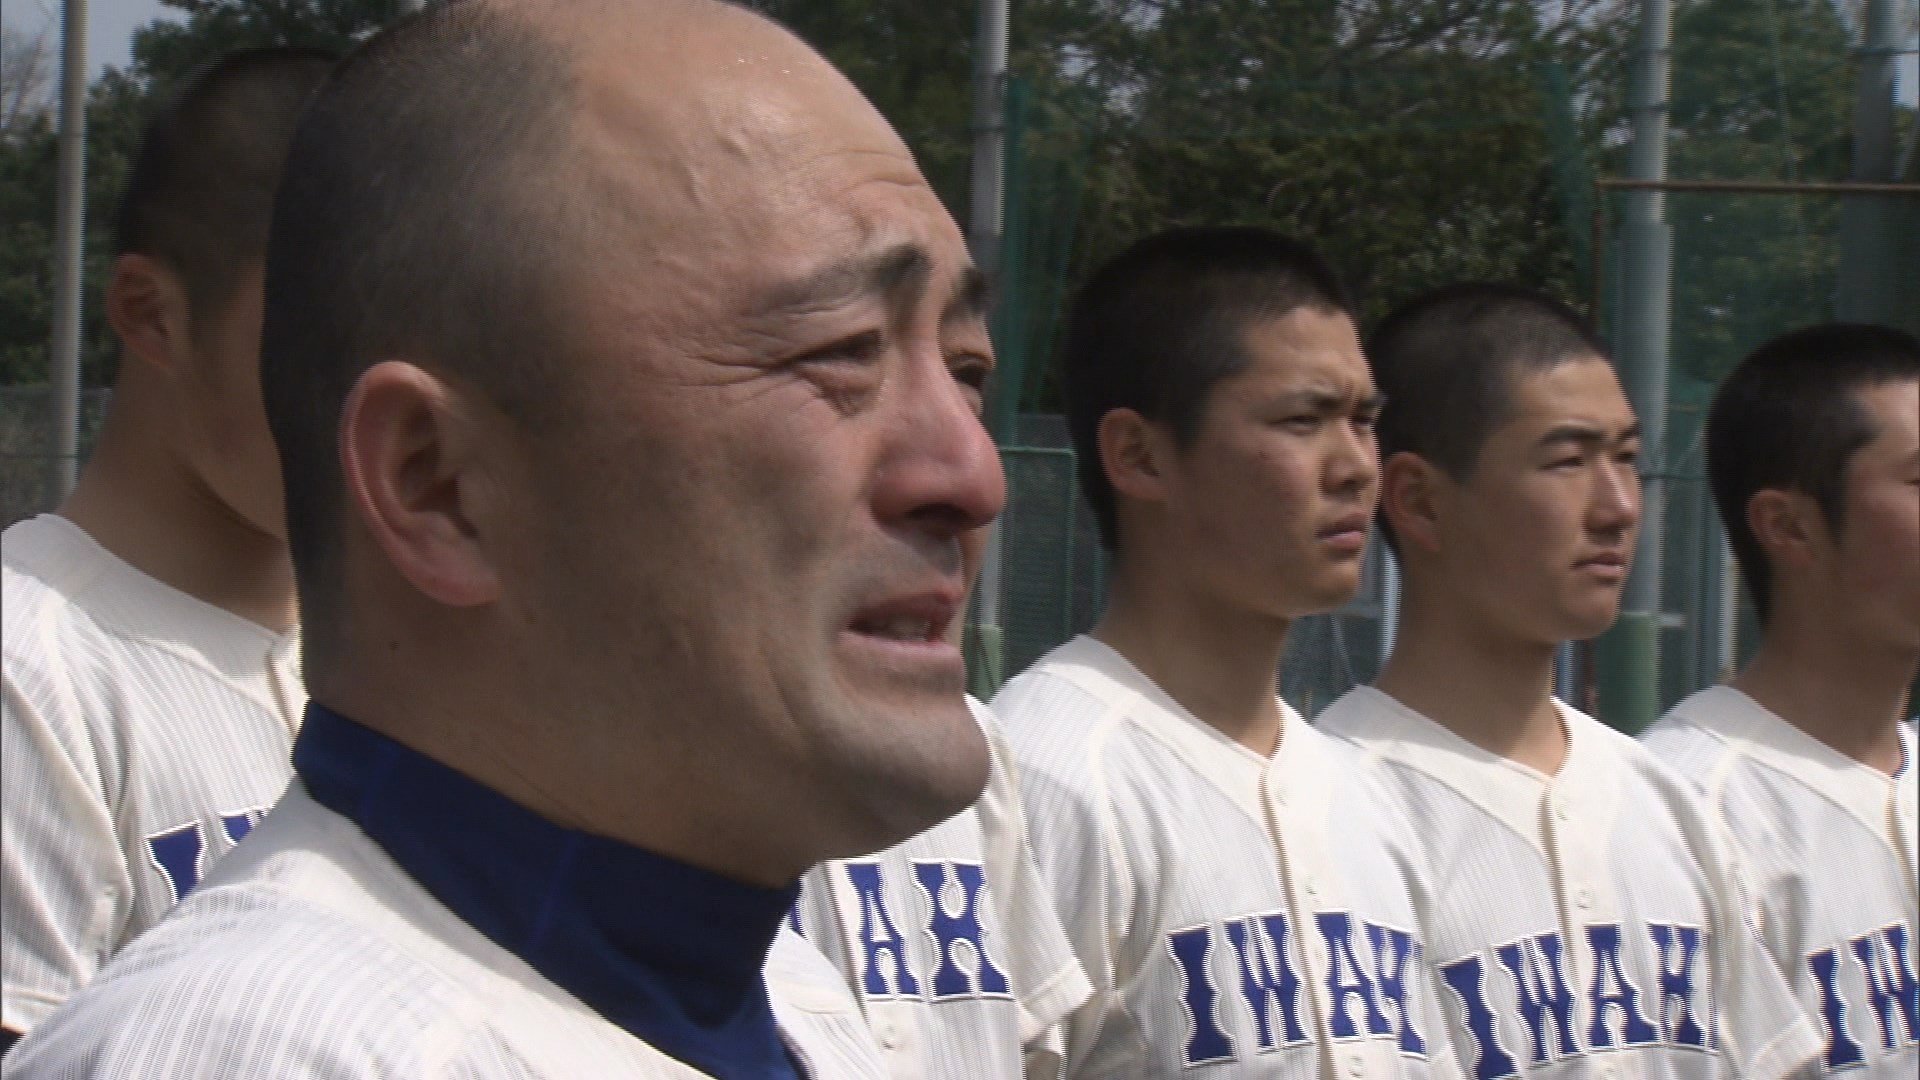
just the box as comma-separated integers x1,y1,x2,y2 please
3,786,889,1079
1643,689,1919,1078
793,698,1091,1080
1319,687,1823,1080
3,515,303,1033
993,636,1464,1080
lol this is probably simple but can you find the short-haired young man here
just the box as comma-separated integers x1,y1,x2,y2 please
1643,324,1919,1077
2,47,333,1048
993,226,1459,1078
1319,283,1820,1079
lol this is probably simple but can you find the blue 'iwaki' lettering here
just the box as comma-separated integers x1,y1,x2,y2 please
1810,947,1868,1070
1647,923,1709,1049
1224,912,1309,1053
1168,925,1235,1066
1318,911,1392,1041
1440,955,1521,1080
1851,924,1920,1052
1585,923,1659,1049
912,860,1011,1001
218,808,265,846
844,861,921,999
1366,921,1428,1057
145,822,207,903
1495,933,1580,1066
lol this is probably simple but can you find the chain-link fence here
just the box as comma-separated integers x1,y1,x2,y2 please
0,386,109,529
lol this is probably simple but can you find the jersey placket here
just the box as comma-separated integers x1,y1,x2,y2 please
821,861,928,1079
1537,746,1629,1079
1261,741,1397,1080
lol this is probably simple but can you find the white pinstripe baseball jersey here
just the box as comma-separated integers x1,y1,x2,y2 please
1643,688,1919,1077
0,784,887,1079
1318,686,1823,1080
793,698,1092,1080
2,514,303,1034
992,635,1464,1080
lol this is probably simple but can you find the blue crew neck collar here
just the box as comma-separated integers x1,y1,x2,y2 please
294,704,802,1080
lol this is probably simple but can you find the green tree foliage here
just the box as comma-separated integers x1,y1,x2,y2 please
999,0,1631,410
1664,0,1856,386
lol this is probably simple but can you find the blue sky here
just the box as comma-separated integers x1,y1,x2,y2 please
4,0,183,83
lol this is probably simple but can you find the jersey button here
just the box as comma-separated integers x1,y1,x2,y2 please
1575,888,1594,909
876,1023,900,1050
1346,1053,1366,1076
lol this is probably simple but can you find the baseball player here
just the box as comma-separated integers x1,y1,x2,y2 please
5,0,1003,1075
1318,283,1821,1079
1642,323,1919,1077
794,698,1092,1080
993,226,1462,1078
1,48,333,1048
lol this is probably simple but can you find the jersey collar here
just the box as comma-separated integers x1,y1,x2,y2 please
1683,685,1916,859
294,704,801,1080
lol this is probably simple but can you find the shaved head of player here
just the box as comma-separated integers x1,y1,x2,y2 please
991,227,1464,1077
6,1,1004,1076
1365,283,1640,772
1319,283,1822,1080
1054,226,1379,757
2,47,332,1051
1645,324,1919,1076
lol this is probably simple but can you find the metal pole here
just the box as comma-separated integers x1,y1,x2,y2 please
1835,0,1904,322
48,0,88,501
969,0,1010,690
1601,0,1673,734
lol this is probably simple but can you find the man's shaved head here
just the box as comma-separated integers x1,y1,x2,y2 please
265,0,1001,873
262,0,882,647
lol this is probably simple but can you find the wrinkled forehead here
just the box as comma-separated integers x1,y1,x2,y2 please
564,10,918,237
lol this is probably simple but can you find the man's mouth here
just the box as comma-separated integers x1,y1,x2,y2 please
847,591,961,645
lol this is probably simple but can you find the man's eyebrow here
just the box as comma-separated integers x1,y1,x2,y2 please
1538,421,1642,448
942,265,993,327
760,243,932,318
1269,388,1386,412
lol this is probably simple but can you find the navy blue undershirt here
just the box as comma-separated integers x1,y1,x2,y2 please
294,704,802,1080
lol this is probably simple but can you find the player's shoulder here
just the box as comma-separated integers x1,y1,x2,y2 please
5,872,497,1077
991,636,1140,762
1313,684,1406,745
1640,686,1749,786
2,517,105,664
6,789,596,1078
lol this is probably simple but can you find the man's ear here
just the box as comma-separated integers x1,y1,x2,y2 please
339,361,502,608
1746,488,1825,571
104,253,192,377
1098,407,1171,506
1380,451,1445,554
